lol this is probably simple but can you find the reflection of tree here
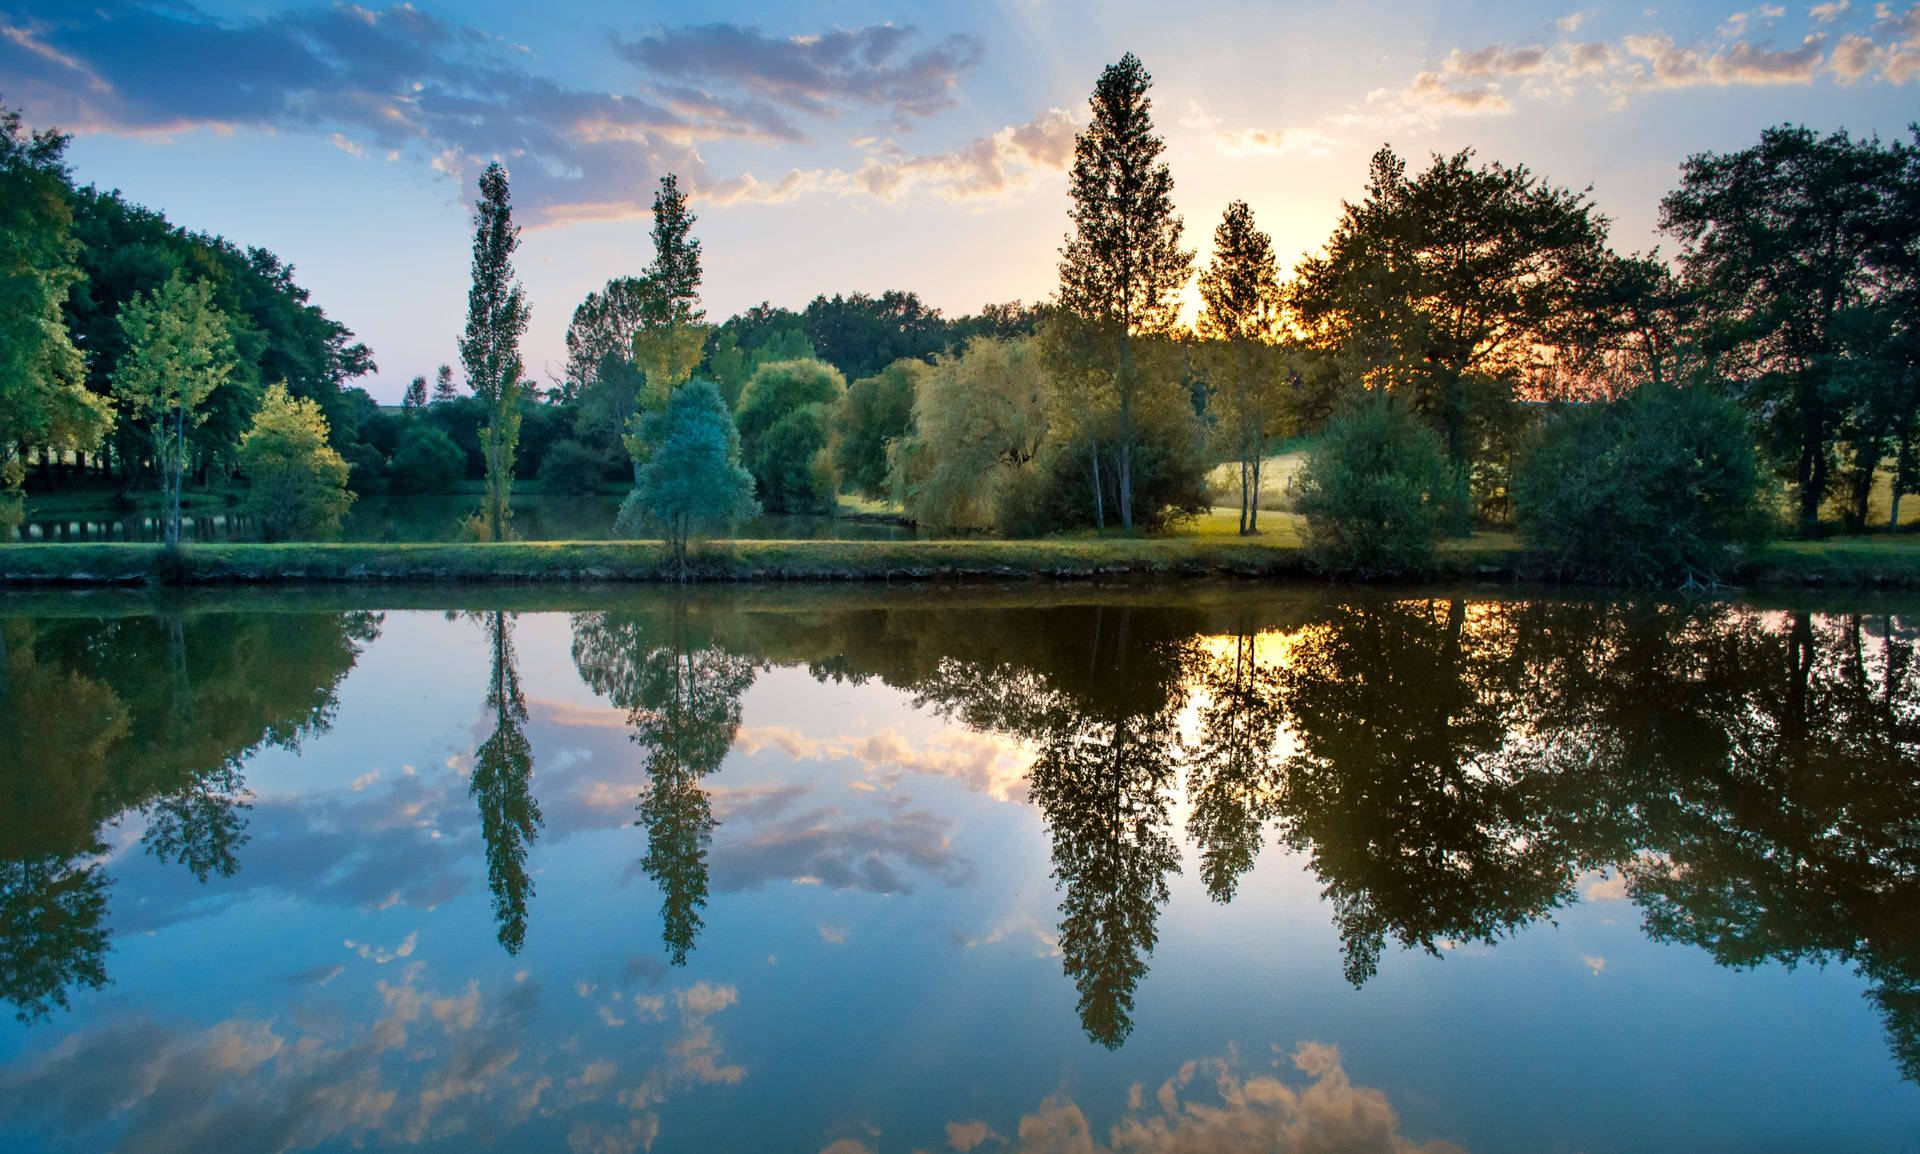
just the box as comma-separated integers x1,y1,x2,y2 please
1183,631,1285,902
1274,600,1577,985
573,605,756,965
0,608,377,1021
916,605,1193,1048
1611,610,1920,1082
472,611,540,956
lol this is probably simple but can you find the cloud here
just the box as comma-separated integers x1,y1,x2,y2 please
733,724,1035,801
1397,71,1513,114
1810,1,1853,22
0,2,1025,224
611,23,982,127
1213,126,1339,159
1444,43,1552,77
1007,1043,1465,1154
1829,32,1882,76
1557,13,1586,32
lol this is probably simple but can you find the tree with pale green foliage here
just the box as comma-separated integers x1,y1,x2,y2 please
614,379,758,572
112,272,238,546
459,162,530,541
238,383,354,539
1197,200,1285,535
832,357,926,501
734,358,845,514
0,104,113,532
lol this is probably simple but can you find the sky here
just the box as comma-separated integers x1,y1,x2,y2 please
2,0,1917,402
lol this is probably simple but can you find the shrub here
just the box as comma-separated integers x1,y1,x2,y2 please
386,424,466,494
1514,382,1768,584
538,438,614,495
1294,393,1458,576
238,383,355,540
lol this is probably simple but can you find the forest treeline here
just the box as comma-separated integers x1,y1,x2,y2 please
3,50,1917,578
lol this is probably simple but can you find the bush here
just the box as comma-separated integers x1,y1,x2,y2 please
237,383,354,540
1294,393,1458,576
339,441,386,491
1514,382,1768,583
386,424,466,494
537,439,614,496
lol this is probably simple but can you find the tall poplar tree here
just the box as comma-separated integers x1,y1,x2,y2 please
624,173,711,473
1197,200,1284,535
459,162,530,541
1055,53,1193,531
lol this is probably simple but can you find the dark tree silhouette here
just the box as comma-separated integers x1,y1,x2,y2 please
471,611,540,955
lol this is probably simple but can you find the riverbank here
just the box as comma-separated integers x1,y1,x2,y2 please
6,533,1920,588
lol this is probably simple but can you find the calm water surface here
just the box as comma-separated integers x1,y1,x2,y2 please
2,585,1918,1153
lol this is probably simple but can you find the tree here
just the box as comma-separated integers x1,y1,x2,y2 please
1294,392,1459,576
472,611,540,954
237,383,354,539
888,337,1050,532
802,290,947,379
734,359,845,514
459,162,530,541
563,275,659,398
112,272,239,546
430,363,457,405
1055,53,1195,532
1290,145,1613,494
1514,382,1769,584
647,173,703,327
832,358,926,502
615,379,758,570
1197,200,1285,534
1660,125,1918,531
385,422,466,494
402,374,427,410
619,174,711,476
0,104,112,531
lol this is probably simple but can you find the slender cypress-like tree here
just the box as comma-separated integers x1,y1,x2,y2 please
430,363,457,405
1056,53,1193,531
459,162,530,540
647,173,703,327
1198,200,1283,534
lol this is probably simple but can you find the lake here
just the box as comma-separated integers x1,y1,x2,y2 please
2,584,1917,1152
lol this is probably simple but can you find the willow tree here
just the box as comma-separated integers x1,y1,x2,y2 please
112,273,238,546
459,163,529,541
1055,53,1194,531
1197,200,1285,535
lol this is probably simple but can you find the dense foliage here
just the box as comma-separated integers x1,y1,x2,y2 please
1515,383,1768,583
237,384,354,539
1294,393,1459,576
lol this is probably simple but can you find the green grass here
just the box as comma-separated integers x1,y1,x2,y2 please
0,533,1528,586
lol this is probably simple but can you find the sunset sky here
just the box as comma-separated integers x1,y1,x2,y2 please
3,0,1916,401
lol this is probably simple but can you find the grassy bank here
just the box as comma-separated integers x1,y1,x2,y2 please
0,535,1526,586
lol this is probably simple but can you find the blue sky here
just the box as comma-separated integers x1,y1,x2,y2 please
3,0,1916,400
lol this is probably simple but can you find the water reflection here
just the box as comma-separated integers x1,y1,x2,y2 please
3,590,1919,1098
0,607,379,1021
470,611,541,955
573,602,757,965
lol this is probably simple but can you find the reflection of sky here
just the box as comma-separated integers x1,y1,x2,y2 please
4,609,1919,1153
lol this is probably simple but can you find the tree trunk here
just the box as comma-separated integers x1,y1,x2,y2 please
1238,453,1249,536
1892,430,1912,531
1248,451,1262,534
1089,447,1105,530
1117,438,1134,532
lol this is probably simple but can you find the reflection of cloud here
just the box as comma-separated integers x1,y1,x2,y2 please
1580,872,1628,902
735,725,1033,802
1009,1044,1464,1154
819,921,848,944
346,931,418,964
1582,955,1607,976
951,914,1060,958
0,971,742,1152
948,1118,1000,1151
707,789,976,895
